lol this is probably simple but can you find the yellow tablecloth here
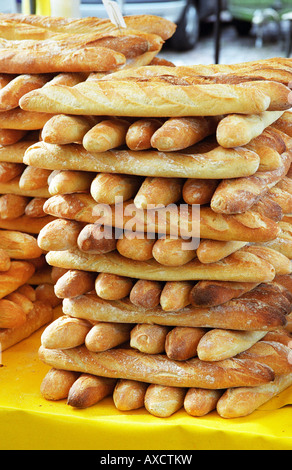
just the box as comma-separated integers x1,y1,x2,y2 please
1,325,292,450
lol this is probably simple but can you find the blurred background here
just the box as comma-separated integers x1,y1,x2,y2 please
1,0,292,64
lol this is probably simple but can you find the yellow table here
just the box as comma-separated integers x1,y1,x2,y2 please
1,326,292,450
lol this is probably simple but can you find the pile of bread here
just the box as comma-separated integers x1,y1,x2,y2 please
0,13,292,420
0,12,175,351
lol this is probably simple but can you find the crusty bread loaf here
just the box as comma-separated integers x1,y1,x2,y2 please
0,230,43,260
0,261,35,299
126,118,163,150
85,322,132,353
0,298,27,329
184,388,223,417
83,118,130,153
38,218,82,252
144,384,186,417
0,129,28,146
90,173,141,205
67,374,116,409
0,214,55,234
40,368,80,401
113,379,148,411
165,327,207,361
23,141,261,180
0,194,29,220
19,80,272,117
38,345,275,389
41,315,92,350
46,248,276,283
42,115,99,145
130,323,170,354
189,280,259,307
63,290,287,331
96,272,134,301
160,281,193,311
54,269,95,299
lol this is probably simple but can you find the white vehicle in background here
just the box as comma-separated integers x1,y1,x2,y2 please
80,0,219,51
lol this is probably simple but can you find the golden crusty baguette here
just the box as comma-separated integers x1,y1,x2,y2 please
129,280,163,309
0,300,53,351
217,372,292,418
24,198,46,218
116,231,156,261
90,173,141,205
63,290,287,332
184,389,224,417
54,269,95,299
240,245,292,275
46,248,276,283
251,192,284,222
42,115,99,145
0,176,50,199
0,129,27,146
126,118,163,150
48,170,94,195
16,283,36,302
196,239,247,264
19,166,51,191
264,330,292,346
0,73,50,111
38,219,82,252
268,186,292,215
5,291,33,315
67,374,116,409
0,298,27,329
0,140,34,163
0,194,29,219
0,261,35,300
77,223,117,255
151,116,220,151
40,368,80,401
273,111,292,136
43,194,280,242
210,151,291,214
28,265,53,285
130,324,170,354
113,379,148,411
197,329,267,362
144,385,186,417
35,283,62,308
165,327,207,361
0,230,42,260
160,281,193,312
182,178,219,205
85,322,132,352
133,177,183,209
41,315,92,350
23,141,261,179
236,340,292,375
189,281,259,308
95,273,134,300
0,108,54,130
39,345,275,389
0,162,25,183
216,111,285,148
152,237,197,267
0,248,11,272
258,221,292,259
20,80,273,117
83,118,130,153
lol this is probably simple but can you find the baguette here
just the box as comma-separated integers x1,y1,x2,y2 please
216,111,285,148
240,245,292,275
38,219,82,252
113,379,148,411
24,198,47,218
43,194,280,242
85,322,132,352
0,162,25,183
189,281,259,308
39,345,275,389
41,315,92,350
54,269,96,299
268,186,292,215
0,108,53,130
152,237,197,267
126,118,163,150
160,281,193,312
0,261,35,299
48,170,94,195
77,223,117,255
42,115,99,145
95,273,134,300
0,298,27,329
20,81,272,116
165,327,207,361
19,166,51,191
0,73,50,111
83,118,130,153
0,194,29,219
129,280,163,309
46,248,276,283
144,385,186,417
196,239,247,264
0,248,11,272
35,283,61,308
217,372,292,418
0,140,34,163
0,129,27,146
0,230,42,260
0,300,53,351
251,192,284,222
197,329,267,362
40,368,80,401
0,176,50,198
210,151,291,214
182,178,219,205
130,323,170,354
63,292,287,331
133,177,183,209
0,214,55,234
184,389,223,417
23,141,261,179
90,173,142,205
116,232,156,261
16,283,36,302
273,111,292,136
67,374,116,409
236,341,292,375
151,116,220,151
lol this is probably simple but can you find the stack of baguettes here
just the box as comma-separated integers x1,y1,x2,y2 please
0,13,176,352
17,56,292,418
